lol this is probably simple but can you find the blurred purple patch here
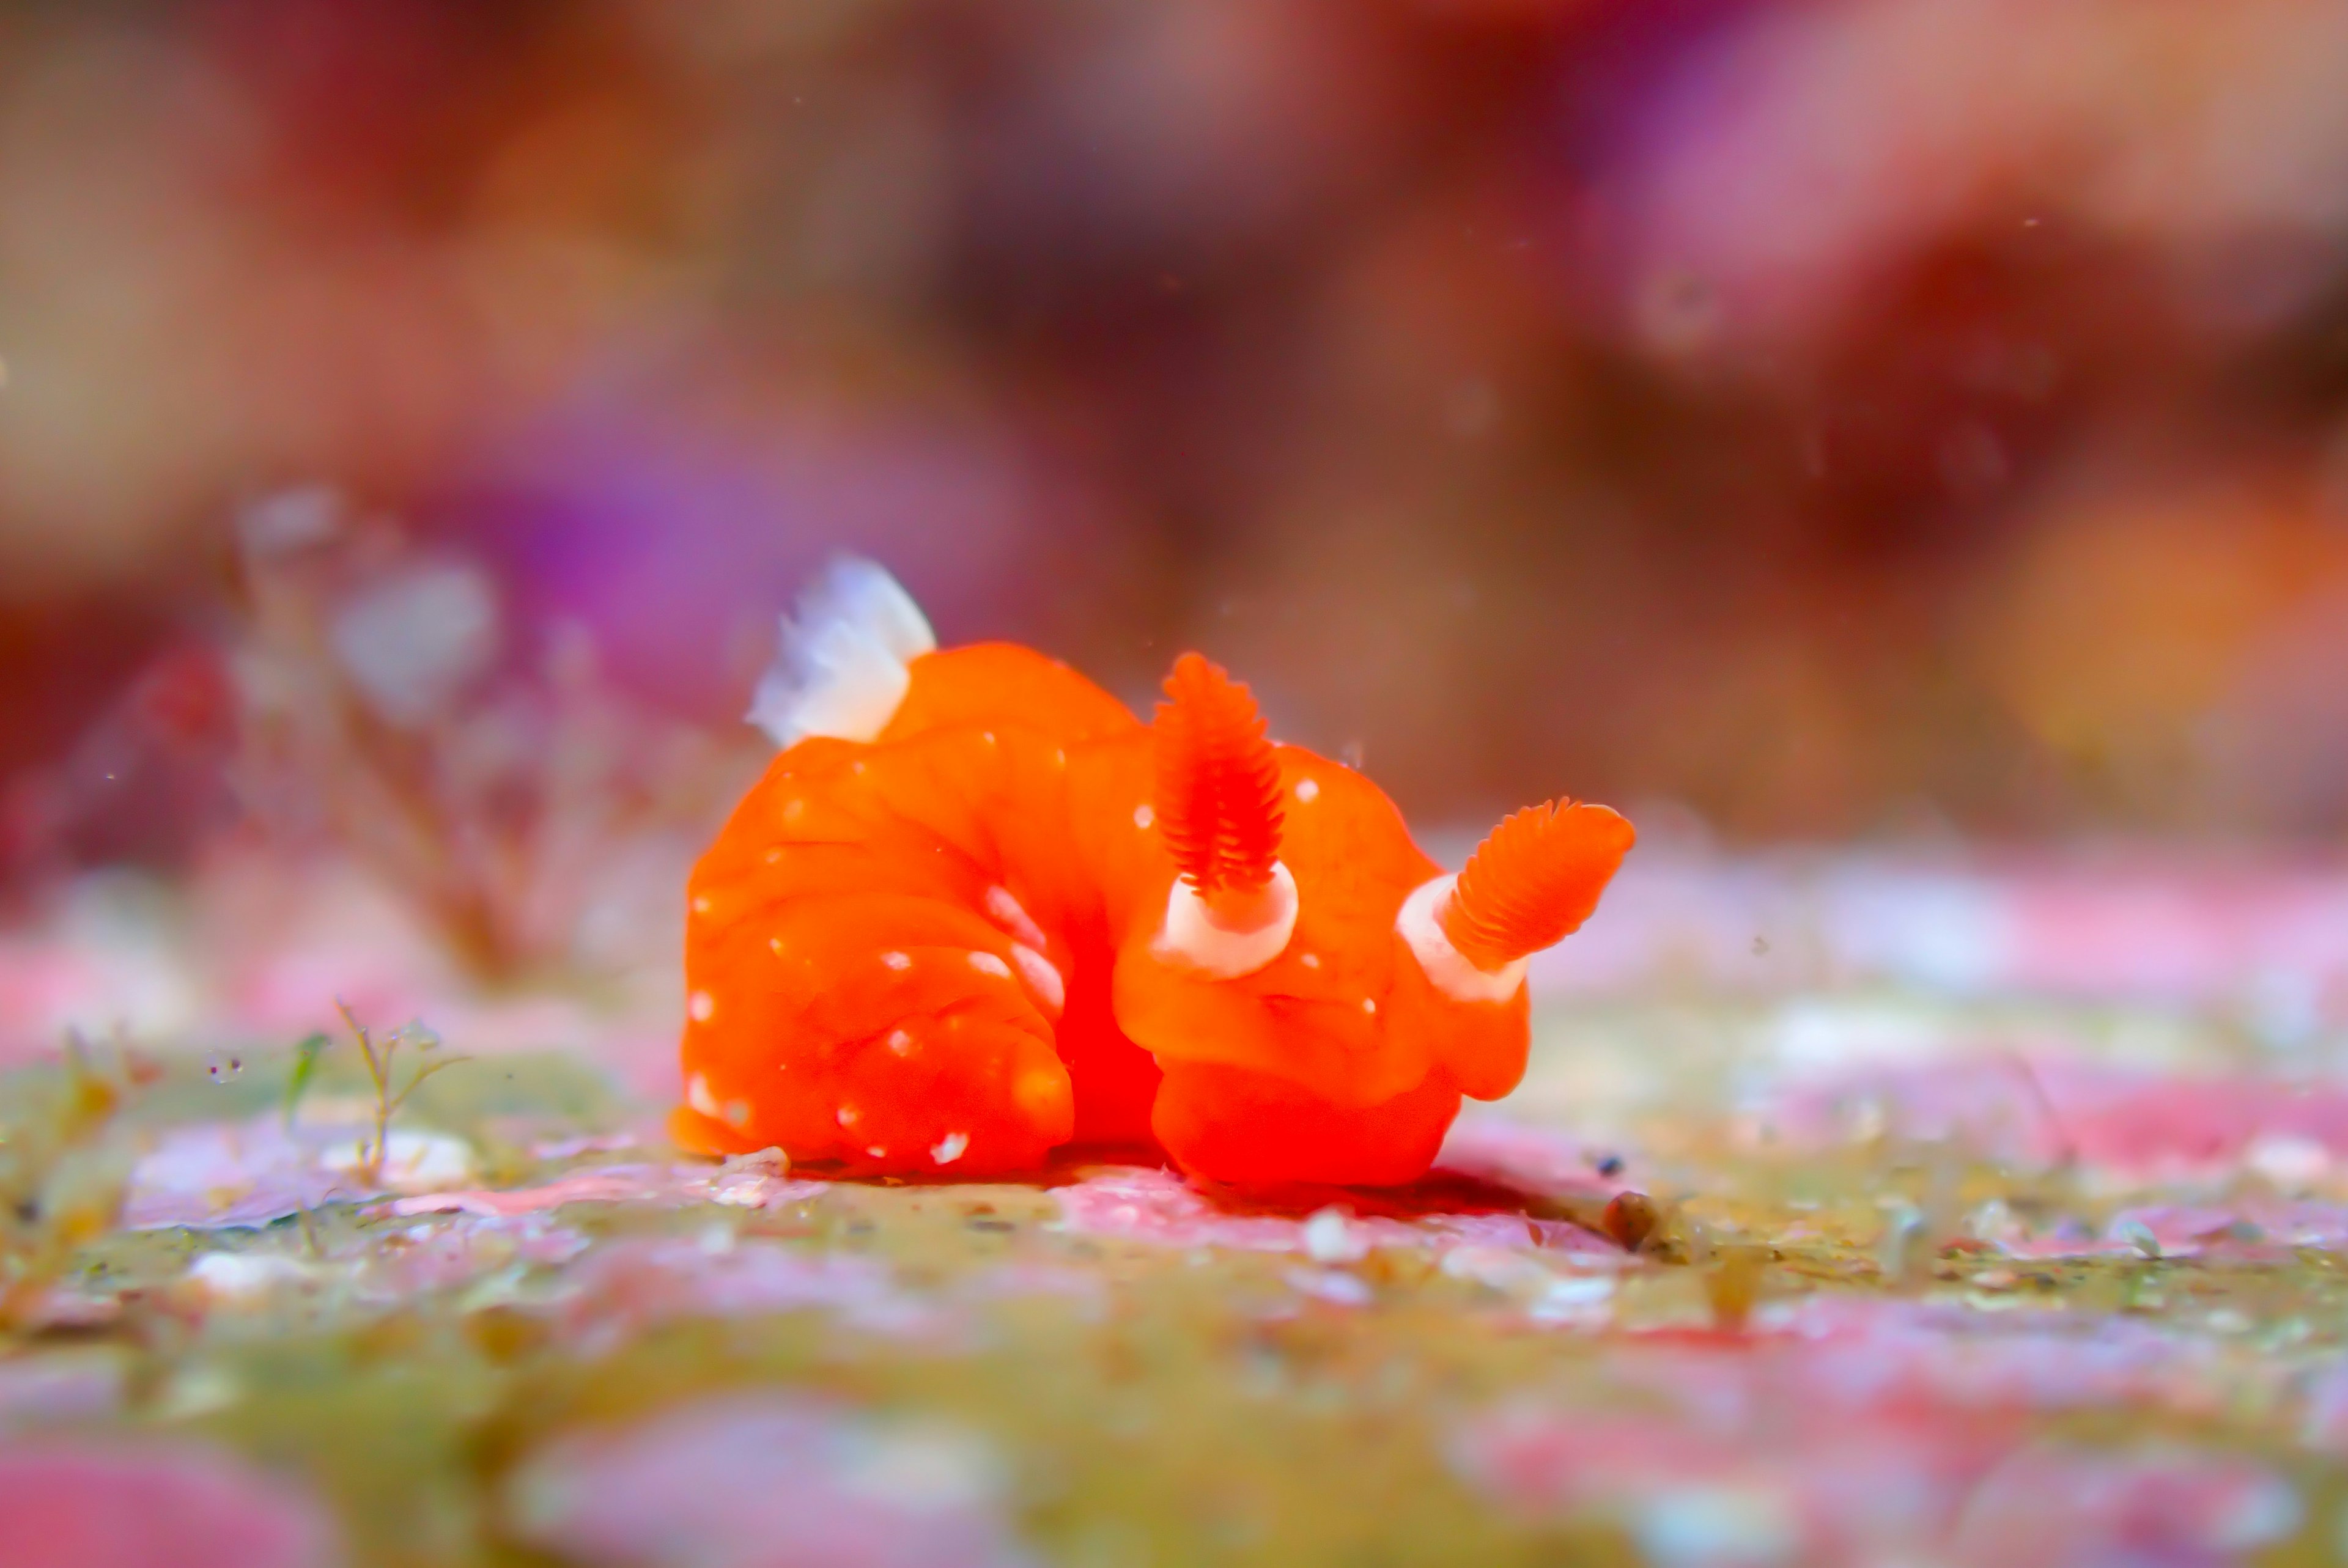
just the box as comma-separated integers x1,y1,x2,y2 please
0,1441,342,1568
503,1392,1037,1568
124,1118,364,1229
553,1235,943,1353
0,1356,124,1435
462,395,1061,721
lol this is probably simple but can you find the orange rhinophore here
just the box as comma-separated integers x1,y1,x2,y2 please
1153,653,1284,904
1440,800,1636,973
676,559,1635,1186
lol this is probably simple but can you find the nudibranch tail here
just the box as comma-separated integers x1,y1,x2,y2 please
748,556,936,748
1439,800,1636,971
1152,652,1285,910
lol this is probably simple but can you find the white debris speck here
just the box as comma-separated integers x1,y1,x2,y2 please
1285,1267,1372,1306
1294,778,1320,802
932,1132,970,1166
185,1252,318,1303
320,1128,476,1193
969,951,1013,980
1530,1274,1617,1326
689,990,715,1023
1133,804,1154,830
2246,1132,2331,1190
1302,1207,1363,1264
882,951,912,971
152,1364,243,1421
1631,1483,1800,1568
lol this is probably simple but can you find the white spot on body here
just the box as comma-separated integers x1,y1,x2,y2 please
984,886,1049,950
769,937,785,955
783,799,807,824
765,848,783,864
1294,778,1320,803
887,1029,915,1056
1362,997,1377,1014
838,1105,859,1127
932,1131,970,1166
867,1146,887,1158
722,1100,751,1129
688,1074,722,1118
692,895,712,915
982,731,997,745
1052,748,1066,767
968,951,1013,980
882,951,912,971
1133,804,1154,830
689,990,715,1023
1299,952,1321,970
1011,944,1066,1015
851,760,868,776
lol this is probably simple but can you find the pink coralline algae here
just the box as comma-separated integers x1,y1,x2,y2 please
1450,1301,2306,1568
0,1441,342,1568
1769,1057,2348,1180
1454,1406,2297,1568
504,1392,1038,1568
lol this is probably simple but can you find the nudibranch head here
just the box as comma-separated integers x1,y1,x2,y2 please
1112,652,1637,1185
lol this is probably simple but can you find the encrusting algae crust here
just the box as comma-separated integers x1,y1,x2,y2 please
675,564,1633,1185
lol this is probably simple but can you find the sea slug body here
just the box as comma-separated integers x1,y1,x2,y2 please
676,559,1634,1186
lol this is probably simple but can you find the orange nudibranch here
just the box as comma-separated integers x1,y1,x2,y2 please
676,559,1634,1186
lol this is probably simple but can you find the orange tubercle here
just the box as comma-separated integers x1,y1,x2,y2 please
1152,653,1285,911
1440,800,1636,971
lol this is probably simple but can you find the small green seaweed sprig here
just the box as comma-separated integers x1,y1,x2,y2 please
285,1002,468,1187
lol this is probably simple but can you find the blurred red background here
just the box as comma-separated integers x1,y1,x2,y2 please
7,0,2348,889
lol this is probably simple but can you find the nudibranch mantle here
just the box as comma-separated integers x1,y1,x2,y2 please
677,559,1633,1187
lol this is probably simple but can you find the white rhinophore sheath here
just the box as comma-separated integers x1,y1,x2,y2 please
1397,874,1527,1004
747,557,936,747
1153,862,1298,979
